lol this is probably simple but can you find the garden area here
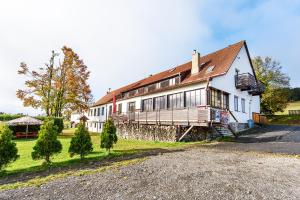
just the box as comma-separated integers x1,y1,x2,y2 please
0,127,195,179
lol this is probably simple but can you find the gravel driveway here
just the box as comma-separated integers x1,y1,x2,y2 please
1,125,300,200
1,147,300,200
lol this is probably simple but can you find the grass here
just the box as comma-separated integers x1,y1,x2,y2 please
0,158,147,190
267,115,300,125
275,101,300,115
1,129,198,178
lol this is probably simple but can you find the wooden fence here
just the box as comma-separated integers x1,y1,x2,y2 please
253,112,268,124
288,110,300,115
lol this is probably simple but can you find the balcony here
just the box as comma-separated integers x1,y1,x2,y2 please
235,73,265,95
112,107,229,126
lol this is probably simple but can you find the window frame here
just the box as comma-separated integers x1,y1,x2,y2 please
234,96,239,112
241,98,246,113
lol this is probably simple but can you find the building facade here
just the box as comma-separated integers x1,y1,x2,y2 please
78,41,264,140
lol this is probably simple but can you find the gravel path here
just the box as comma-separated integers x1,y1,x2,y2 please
1,147,300,200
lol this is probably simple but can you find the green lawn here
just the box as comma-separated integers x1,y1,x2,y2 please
275,101,300,115
267,115,300,125
2,129,196,177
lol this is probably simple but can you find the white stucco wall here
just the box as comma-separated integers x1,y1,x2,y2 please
86,44,261,131
210,45,260,123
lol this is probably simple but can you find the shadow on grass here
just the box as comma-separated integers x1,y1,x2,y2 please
0,147,186,185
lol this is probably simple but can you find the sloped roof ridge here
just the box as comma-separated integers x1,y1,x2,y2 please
93,40,245,107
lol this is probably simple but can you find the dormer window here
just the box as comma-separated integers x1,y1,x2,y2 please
206,66,215,73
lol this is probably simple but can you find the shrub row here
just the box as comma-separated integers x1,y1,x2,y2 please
0,118,117,171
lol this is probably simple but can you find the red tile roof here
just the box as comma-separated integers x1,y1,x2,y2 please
93,40,246,107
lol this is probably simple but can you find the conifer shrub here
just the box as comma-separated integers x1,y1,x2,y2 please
68,123,93,159
100,118,117,153
31,119,62,163
0,125,19,171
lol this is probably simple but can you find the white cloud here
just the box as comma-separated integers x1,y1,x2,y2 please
0,0,211,114
0,0,299,114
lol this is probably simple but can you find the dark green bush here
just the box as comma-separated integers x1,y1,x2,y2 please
31,119,62,163
0,125,19,170
35,117,64,133
53,117,64,133
68,123,93,159
100,118,117,153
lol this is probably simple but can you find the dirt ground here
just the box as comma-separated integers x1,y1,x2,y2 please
1,125,300,200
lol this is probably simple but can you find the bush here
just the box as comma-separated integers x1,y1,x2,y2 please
34,117,64,133
100,118,117,153
53,117,64,133
31,119,62,163
68,123,93,159
0,125,19,170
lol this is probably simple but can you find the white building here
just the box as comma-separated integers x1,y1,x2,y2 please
83,41,264,138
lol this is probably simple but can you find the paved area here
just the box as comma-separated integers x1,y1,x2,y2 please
209,125,300,154
1,125,300,200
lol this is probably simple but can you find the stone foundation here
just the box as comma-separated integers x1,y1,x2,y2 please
116,123,214,142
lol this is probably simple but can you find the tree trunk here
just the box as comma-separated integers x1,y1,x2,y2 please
45,155,50,163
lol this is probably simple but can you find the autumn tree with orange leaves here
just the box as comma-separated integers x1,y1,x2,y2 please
17,47,93,118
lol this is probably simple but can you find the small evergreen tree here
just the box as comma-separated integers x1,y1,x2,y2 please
0,125,19,171
32,119,62,163
68,123,93,159
100,118,117,153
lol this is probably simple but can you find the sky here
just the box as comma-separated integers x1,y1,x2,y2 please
0,0,299,115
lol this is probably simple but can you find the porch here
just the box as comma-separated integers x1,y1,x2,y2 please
112,106,229,127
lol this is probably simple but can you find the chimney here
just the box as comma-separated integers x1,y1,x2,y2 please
191,50,200,75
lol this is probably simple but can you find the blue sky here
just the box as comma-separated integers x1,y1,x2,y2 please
0,0,299,115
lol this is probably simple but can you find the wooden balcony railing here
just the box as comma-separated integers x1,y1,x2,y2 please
235,73,265,95
112,107,229,126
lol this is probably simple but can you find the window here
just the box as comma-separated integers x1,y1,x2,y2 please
241,98,246,113
118,103,122,114
94,123,96,128
170,77,180,86
167,92,184,109
94,109,97,116
142,98,153,111
210,89,221,108
147,84,156,92
97,108,100,116
209,89,228,109
234,96,239,111
128,102,136,112
160,79,170,88
206,66,215,73
101,107,105,116
154,96,166,110
108,105,112,116
222,94,229,109
185,89,205,108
